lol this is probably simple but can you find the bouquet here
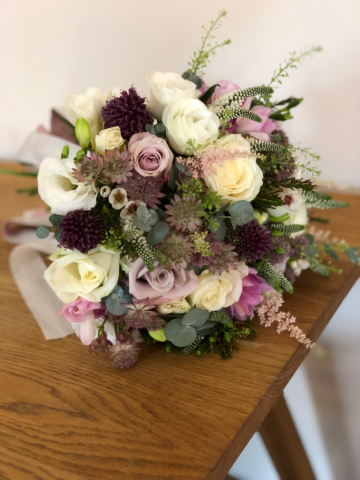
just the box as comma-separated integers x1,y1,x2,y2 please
35,11,359,368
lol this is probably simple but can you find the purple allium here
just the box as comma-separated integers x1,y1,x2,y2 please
109,333,141,369
156,232,193,268
289,233,309,259
88,331,113,354
122,298,166,331
72,152,103,185
268,129,295,181
226,220,275,263
123,172,165,209
101,87,153,141
59,209,105,254
102,149,133,184
268,235,291,268
165,195,205,233
284,265,296,284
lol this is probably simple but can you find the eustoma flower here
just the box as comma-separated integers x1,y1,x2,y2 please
236,98,278,141
59,298,104,345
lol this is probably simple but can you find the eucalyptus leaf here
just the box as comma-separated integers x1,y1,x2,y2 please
54,227,62,242
137,205,149,221
105,296,128,315
145,124,156,135
36,225,51,239
346,246,359,264
195,320,216,335
175,161,187,173
146,221,169,246
148,209,158,226
198,84,220,105
229,201,254,229
168,164,179,189
181,71,202,89
186,264,204,275
210,216,226,241
156,208,168,221
155,123,166,133
131,216,152,232
164,318,197,347
181,308,209,327
49,214,63,227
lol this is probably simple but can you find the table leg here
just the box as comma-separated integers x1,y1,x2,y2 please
259,393,316,480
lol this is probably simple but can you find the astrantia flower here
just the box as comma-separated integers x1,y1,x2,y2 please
207,241,239,274
165,195,205,232
124,172,165,209
121,297,166,331
88,331,113,354
102,149,133,184
226,220,275,263
101,87,153,141
109,333,141,369
72,153,103,185
59,209,105,253
156,232,193,268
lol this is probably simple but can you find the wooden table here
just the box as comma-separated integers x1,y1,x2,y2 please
0,162,359,480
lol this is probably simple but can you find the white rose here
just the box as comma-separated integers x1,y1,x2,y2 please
267,199,308,237
38,157,98,215
157,298,191,315
147,72,200,120
204,134,263,206
44,245,120,304
95,127,125,155
63,87,112,144
162,98,220,155
187,262,247,312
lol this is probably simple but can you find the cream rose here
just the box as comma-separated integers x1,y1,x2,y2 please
204,134,263,206
44,246,120,303
38,156,98,215
95,127,125,155
157,298,191,315
162,98,220,155
187,262,247,312
147,72,200,120
63,87,112,144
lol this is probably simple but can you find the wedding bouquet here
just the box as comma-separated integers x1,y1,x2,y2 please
36,12,359,368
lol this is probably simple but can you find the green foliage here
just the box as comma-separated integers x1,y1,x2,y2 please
199,83,220,104
181,334,205,355
36,225,51,239
216,108,262,122
61,145,69,159
187,10,231,76
229,200,254,228
307,256,330,277
177,177,204,198
146,221,169,246
269,223,306,235
346,247,359,264
258,262,293,293
304,191,349,209
16,187,38,196
104,285,130,315
248,138,287,154
0,169,37,177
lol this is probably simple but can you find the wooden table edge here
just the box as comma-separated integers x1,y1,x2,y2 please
206,264,360,480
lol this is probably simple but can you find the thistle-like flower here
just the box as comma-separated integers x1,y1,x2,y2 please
156,232,193,268
109,333,141,369
72,152,103,185
207,241,238,274
165,195,205,232
88,331,113,354
122,298,166,331
226,220,275,263
59,209,105,253
102,149,133,184
124,172,165,209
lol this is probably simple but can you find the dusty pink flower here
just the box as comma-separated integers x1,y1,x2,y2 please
59,298,102,346
109,334,141,369
122,297,166,330
72,152,103,185
127,257,198,304
165,195,205,232
102,149,133,183
236,98,278,141
128,132,173,177
227,268,273,320
209,79,240,103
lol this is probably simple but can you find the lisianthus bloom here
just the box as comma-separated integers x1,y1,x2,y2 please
128,132,173,177
127,258,198,304
209,79,240,103
236,98,278,141
59,298,103,345
227,268,273,320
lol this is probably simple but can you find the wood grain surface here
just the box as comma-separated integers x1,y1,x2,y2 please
0,163,359,480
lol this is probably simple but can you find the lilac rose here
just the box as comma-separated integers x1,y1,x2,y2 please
236,98,278,141
127,258,198,305
128,132,173,177
209,79,240,103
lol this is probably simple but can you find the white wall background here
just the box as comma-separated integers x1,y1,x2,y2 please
1,0,360,188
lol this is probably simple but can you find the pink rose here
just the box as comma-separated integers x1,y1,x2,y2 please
59,298,103,345
210,79,240,103
128,132,173,177
236,98,278,141
127,258,198,304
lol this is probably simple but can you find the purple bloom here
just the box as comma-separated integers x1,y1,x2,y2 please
123,172,165,209
59,210,105,254
109,333,141,369
72,152,103,185
122,297,166,331
236,98,278,141
226,220,275,263
88,331,113,354
227,268,273,320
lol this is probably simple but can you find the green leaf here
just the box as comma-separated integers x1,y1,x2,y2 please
131,216,152,232
181,71,202,89
49,214,63,227
0,169,37,177
229,201,254,228
210,215,226,241
146,221,169,246
164,318,197,347
175,161,187,173
305,233,315,244
269,112,287,121
145,124,156,135
36,226,51,239
346,246,359,264
181,308,209,327
199,84,220,105
54,227,61,242
155,123,166,133
61,145,69,159
195,320,216,335
168,164,179,189
75,118,91,150
324,245,338,260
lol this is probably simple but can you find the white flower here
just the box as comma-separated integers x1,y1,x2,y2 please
38,157,98,215
267,200,308,237
157,298,191,315
44,245,120,304
72,314,116,346
187,262,247,312
120,200,146,219
95,126,125,155
147,72,200,120
63,87,112,144
280,188,303,212
100,185,111,198
109,188,128,210
163,98,220,155
290,259,310,277
204,134,263,206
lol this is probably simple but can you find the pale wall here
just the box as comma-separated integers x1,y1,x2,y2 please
1,0,359,186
